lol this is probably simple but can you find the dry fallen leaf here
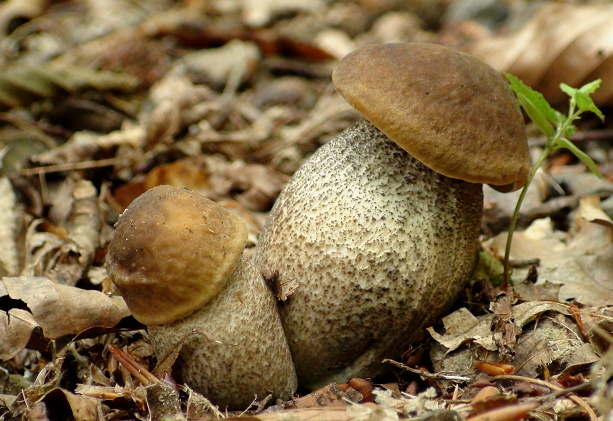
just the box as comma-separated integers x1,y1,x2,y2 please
21,179,102,286
428,301,571,354
429,301,600,382
0,276,129,360
491,196,613,306
468,3,613,105
227,403,397,420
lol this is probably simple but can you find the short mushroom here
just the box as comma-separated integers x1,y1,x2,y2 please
106,185,297,409
253,42,529,389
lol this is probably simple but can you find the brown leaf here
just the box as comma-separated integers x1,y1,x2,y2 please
0,276,129,354
21,179,102,286
468,3,613,105
491,197,613,306
428,301,571,353
0,308,38,360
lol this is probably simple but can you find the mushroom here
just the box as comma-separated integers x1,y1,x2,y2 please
106,185,297,409
253,42,530,389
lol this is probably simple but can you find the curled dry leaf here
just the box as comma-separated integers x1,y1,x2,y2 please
468,3,613,105
0,0,46,38
0,177,19,276
0,276,129,360
429,302,600,383
21,179,101,286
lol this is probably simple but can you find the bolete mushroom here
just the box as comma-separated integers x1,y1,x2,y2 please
253,43,530,389
106,185,297,409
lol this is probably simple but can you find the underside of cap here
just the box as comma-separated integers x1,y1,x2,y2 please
332,42,530,191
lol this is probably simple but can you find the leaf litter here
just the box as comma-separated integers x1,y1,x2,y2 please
0,0,611,419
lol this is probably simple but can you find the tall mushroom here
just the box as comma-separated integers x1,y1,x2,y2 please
253,43,530,389
106,185,297,409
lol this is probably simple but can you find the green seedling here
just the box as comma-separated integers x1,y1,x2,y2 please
503,74,605,284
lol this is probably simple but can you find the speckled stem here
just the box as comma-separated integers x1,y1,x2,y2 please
253,120,483,389
148,256,297,410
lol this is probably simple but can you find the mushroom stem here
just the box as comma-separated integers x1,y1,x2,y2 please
149,255,297,409
253,120,483,388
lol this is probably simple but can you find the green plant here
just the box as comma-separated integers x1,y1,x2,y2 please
503,74,605,284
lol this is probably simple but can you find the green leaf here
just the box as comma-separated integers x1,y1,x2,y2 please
559,83,577,98
560,81,605,121
505,74,563,136
555,137,603,178
578,78,602,95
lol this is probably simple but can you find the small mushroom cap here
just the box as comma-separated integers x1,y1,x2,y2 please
332,42,530,191
106,185,248,325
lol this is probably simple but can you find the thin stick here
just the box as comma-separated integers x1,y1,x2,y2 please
17,157,119,176
491,374,597,421
383,359,472,382
108,344,159,386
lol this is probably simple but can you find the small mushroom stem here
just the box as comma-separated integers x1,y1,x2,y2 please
253,120,483,389
106,186,297,409
149,255,297,409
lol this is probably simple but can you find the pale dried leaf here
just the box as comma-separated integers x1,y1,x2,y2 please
0,308,38,360
59,389,100,421
468,3,613,105
22,219,66,276
145,381,183,421
1,276,129,340
512,280,561,302
0,177,19,276
241,0,326,27
428,301,571,352
63,180,101,273
491,197,613,305
74,384,126,398
142,73,214,147
20,180,101,285
429,303,598,386
35,125,145,165
375,388,442,418
179,39,260,90
512,313,599,378
183,384,224,420
227,403,397,420
0,0,46,39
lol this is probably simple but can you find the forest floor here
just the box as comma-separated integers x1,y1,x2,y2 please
0,0,612,420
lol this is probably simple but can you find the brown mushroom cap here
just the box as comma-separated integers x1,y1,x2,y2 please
106,185,248,325
332,42,530,191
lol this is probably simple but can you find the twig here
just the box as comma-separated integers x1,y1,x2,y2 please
508,258,540,268
382,359,472,382
17,157,120,176
108,344,159,386
491,374,597,421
